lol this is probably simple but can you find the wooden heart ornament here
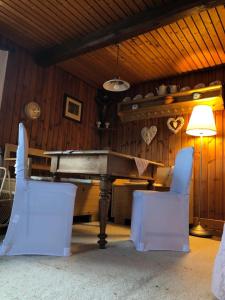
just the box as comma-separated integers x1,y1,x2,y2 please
167,117,184,134
141,126,157,145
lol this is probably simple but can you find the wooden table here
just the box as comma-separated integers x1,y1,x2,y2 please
45,150,163,249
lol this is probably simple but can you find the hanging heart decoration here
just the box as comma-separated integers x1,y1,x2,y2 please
167,117,184,134
141,126,157,145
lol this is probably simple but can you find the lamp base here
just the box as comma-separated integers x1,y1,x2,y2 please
190,224,213,238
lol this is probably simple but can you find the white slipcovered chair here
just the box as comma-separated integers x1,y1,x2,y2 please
131,147,194,252
0,123,77,256
212,224,225,300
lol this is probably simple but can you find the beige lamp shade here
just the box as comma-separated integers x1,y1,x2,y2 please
186,105,217,137
103,44,130,92
103,77,130,92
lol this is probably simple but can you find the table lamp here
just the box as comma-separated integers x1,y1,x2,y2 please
186,105,217,237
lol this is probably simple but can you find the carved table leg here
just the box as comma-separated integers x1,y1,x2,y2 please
147,165,157,189
147,179,154,190
52,156,60,182
98,175,113,249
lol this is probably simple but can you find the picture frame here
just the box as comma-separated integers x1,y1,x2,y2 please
63,94,83,123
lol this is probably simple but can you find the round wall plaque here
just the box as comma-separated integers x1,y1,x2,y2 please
24,101,41,120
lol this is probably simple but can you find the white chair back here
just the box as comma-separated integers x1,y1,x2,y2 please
0,122,77,256
170,147,194,195
15,123,28,179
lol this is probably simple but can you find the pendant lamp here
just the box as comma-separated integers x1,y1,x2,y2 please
103,44,130,92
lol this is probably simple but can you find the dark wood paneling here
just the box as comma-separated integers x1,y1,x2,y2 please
111,66,225,231
0,35,99,152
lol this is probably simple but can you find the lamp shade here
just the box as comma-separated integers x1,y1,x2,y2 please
103,78,130,92
186,105,216,137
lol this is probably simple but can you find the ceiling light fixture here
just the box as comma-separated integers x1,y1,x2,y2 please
103,44,130,92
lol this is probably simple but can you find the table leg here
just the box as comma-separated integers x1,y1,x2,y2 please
98,175,113,249
147,165,157,189
51,156,60,182
147,179,154,190
52,173,60,182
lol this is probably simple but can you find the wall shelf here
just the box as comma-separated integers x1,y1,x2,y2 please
95,127,115,131
117,85,224,122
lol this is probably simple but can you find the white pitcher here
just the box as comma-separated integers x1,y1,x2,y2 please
169,85,177,94
156,84,167,96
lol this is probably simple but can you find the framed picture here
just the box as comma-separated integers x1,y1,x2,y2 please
63,94,83,123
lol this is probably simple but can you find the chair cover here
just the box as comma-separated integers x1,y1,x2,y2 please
212,224,225,300
131,147,194,252
0,123,77,256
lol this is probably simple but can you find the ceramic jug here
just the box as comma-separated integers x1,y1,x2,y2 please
169,85,177,94
156,84,167,96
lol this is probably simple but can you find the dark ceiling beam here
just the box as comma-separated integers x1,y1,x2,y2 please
35,0,225,67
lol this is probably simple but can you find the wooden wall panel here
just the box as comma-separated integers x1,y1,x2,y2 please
0,35,99,152
110,66,225,231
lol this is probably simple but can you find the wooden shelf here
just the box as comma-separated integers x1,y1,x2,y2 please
117,85,224,122
95,127,115,131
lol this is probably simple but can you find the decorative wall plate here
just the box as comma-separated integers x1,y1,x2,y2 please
194,83,205,89
167,117,184,134
209,80,221,86
144,92,154,98
180,86,190,92
141,126,157,145
122,96,131,102
24,101,41,120
133,94,142,101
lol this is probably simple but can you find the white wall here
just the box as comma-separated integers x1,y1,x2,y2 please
0,50,8,109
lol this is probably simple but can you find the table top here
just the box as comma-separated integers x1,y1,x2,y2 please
45,149,164,167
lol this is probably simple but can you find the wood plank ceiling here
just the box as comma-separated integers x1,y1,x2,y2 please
0,0,225,87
